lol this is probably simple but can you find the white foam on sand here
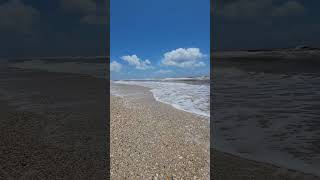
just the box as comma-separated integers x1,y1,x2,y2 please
113,81,210,117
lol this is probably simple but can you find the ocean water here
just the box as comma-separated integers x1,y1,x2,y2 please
112,79,210,117
212,60,320,176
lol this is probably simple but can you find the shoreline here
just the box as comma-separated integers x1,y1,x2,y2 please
112,81,210,117
110,83,210,179
212,59,320,179
211,149,320,180
112,83,320,179
212,144,320,178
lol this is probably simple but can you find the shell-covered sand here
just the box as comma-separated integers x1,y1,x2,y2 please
0,66,108,179
110,84,210,179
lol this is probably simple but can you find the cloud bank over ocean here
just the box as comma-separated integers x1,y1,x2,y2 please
111,47,208,80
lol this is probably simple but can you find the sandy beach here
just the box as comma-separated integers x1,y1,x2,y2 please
110,83,210,179
0,63,108,179
110,82,320,180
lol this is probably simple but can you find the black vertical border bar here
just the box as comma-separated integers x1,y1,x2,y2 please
210,0,214,178
106,0,110,178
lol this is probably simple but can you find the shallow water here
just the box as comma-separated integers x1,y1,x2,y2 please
112,80,210,117
212,59,320,176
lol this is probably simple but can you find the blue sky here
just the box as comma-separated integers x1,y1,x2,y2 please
110,0,210,80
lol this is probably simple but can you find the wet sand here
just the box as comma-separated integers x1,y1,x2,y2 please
211,149,320,180
110,83,210,179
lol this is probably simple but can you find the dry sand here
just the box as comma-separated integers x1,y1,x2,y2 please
110,84,210,179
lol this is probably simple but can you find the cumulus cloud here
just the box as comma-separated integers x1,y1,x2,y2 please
161,48,206,68
0,0,39,32
121,55,153,70
110,61,122,72
217,0,305,19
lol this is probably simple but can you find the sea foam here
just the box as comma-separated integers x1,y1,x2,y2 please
113,80,210,117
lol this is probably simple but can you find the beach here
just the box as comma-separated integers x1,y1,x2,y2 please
110,83,320,180
0,61,108,179
110,83,210,179
2,57,319,179
211,149,320,180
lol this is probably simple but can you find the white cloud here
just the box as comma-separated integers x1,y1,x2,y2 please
110,61,122,72
156,70,173,74
121,55,153,70
162,48,206,68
